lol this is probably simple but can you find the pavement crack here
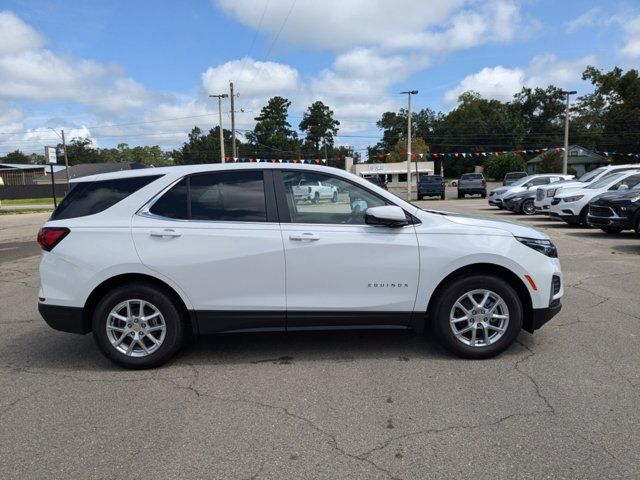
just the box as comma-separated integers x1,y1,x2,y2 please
513,340,556,415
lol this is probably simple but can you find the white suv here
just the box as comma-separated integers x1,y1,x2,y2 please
550,170,640,226
37,164,563,368
488,174,572,208
534,164,640,213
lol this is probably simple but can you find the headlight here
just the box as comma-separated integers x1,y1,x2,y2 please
547,188,556,197
515,236,558,258
562,195,584,203
629,195,640,203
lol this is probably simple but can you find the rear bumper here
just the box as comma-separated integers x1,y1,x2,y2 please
38,303,90,334
524,300,562,333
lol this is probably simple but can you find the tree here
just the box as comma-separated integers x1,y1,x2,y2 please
60,138,102,165
483,154,526,180
536,151,563,173
173,126,233,165
298,101,340,154
387,138,430,163
2,150,30,164
579,66,640,156
246,96,299,154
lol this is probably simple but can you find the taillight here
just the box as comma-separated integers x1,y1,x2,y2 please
482,179,486,185
37,227,70,251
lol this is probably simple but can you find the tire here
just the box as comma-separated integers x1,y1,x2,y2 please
481,192,487,199
601,227,623,234
440,193,445,200
579,207,589,227
636,216,640,235
431,275,523,359
458,192,464,199
521,199,536,216
92,282,184,369
331,191,338,203
313,192,320,204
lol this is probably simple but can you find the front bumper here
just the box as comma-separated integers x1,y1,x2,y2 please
488,198,502,206
524,300,562,333
39,303,90,334
587,215,633,229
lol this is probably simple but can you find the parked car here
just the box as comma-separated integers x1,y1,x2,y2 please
37,164,563,368
534,164,640,214
364,175,388,190
550,170,640,226
418,175,445,200
489,174,572,209
587,184,640,234
293,178,338,203
503,172,527,186
457,173,486,198
502,189,537,215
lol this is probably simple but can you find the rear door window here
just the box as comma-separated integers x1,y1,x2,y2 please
51,175,162,220
149,170,268,222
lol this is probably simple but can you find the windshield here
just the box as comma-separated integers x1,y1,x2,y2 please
510,175,535,186
586,172,625,189
578,167,605,183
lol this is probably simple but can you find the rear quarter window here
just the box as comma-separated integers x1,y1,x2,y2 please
50,175,162,220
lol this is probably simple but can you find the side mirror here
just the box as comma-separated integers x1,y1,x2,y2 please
617,184,629,191
365,206,409,227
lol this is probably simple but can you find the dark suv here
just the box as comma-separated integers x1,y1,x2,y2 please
417,175,445,200
503,171,527,186
587,186,640,234
457,173,486,198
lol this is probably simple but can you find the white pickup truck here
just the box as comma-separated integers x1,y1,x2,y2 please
293,179,338,203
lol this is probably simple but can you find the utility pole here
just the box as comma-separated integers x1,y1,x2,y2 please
561,90,577,174
48,128,70,190
61,130,70,189
229,82,237,160
400,90,418,200
209,94,228,162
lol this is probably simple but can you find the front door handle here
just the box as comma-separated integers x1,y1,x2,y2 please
150,229,182,238
289,233,320,242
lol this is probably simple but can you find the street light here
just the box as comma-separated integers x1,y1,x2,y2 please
400,90,418,200
209,94,229,163
560,90,577,175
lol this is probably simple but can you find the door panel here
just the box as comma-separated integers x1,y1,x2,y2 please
275,170,420,327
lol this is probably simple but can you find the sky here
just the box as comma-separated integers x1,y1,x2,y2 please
0,0,639,157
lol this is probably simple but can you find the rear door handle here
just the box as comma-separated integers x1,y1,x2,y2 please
150,229,182,238
289,233,320,242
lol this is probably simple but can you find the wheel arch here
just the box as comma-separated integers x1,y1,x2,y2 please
422,263,533,333
82,273,195,334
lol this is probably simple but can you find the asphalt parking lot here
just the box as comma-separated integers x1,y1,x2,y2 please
1,202,639,480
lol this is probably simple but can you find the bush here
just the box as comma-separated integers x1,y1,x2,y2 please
483,154,526,180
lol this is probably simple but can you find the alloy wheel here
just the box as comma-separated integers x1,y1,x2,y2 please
106,299,166,357
449,289,509,347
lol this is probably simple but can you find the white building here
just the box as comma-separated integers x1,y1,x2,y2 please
351,161,435,187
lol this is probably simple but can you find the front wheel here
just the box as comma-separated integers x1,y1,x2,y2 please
431,275,523,359
92,283,184,369
521,199,536,215
458,192,464,199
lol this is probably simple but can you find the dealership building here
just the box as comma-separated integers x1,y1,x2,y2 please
350,161,435,188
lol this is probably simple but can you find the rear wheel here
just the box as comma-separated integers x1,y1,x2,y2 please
92,283,184,369
481,192,487,199
458,192,464,199
417,194,423,200
331,191,338,203
440,193,445,200
521,199,536,215
431,275,523,359
313,192,320,204
601,227,623,234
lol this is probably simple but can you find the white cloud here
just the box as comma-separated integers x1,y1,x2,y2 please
0,11,44,56
215,0,468,51
0,10,156,113
618,15,640,60
443,54,596,106
443,66,525,105
565,7,601,33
